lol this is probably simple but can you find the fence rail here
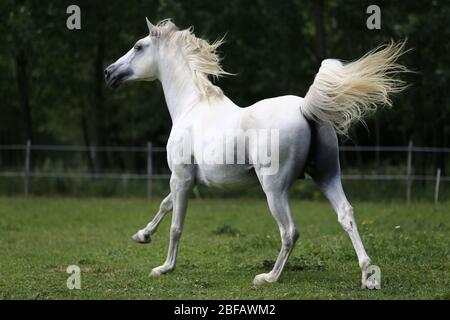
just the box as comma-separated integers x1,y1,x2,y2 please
1,144,450,153
0,140,447,201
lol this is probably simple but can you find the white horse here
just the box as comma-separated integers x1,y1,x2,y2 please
105,19,407,288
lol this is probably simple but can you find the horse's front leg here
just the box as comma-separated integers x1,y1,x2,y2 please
132,193,173,244
150,167,194,276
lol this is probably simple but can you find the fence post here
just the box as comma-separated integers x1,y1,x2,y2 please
24,140,31,196
434,168,441,205
147,142,153,198
375,144,380,169
193,186,201,199
406,140,413,203
122,173,129,193
90,146,97,173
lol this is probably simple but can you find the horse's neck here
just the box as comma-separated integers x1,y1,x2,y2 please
158,53,201,122
158,50,237,124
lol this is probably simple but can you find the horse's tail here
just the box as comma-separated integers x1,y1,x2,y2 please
301,41,409,135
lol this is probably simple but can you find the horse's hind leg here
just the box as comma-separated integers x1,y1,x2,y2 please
132,193,172,244
308,124,374,289
253,141,305,285
317,176,374,288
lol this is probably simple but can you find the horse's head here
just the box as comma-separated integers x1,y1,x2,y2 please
105,18,170,88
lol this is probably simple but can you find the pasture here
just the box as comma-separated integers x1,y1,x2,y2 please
0,197,449,300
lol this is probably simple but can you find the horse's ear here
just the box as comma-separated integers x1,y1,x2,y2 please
146,17,156,34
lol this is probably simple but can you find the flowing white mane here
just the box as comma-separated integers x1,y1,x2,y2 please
156,20,230,98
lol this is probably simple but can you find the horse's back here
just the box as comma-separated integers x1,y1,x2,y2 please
245,95,305,124
241,95,308,132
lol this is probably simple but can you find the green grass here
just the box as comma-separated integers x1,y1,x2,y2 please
0,197,449,300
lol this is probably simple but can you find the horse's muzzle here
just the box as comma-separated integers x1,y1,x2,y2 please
104,64,132,89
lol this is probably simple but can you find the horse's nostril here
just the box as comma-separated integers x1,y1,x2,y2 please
104,69,109,77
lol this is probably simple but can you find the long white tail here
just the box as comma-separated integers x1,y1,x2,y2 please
301,41,409,135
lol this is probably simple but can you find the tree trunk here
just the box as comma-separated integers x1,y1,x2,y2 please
14,49,33,143
313,0,326,63
93,8,107,172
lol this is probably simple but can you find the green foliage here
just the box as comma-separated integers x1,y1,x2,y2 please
1,1,449,144
1,174,448,202
0,198,449,299
0,1,449,175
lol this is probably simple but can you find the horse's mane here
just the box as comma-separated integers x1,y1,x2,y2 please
156,19,230,98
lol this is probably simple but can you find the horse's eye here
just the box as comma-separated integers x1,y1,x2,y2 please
134,44,142,51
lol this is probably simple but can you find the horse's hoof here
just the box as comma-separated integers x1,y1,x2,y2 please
253,273,274,286
149,265,171,277
361,278,381,290
149,269,162,277
361,265,381,290
131,230,151,244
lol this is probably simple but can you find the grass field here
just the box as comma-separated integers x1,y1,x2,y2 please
0,197,449,300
